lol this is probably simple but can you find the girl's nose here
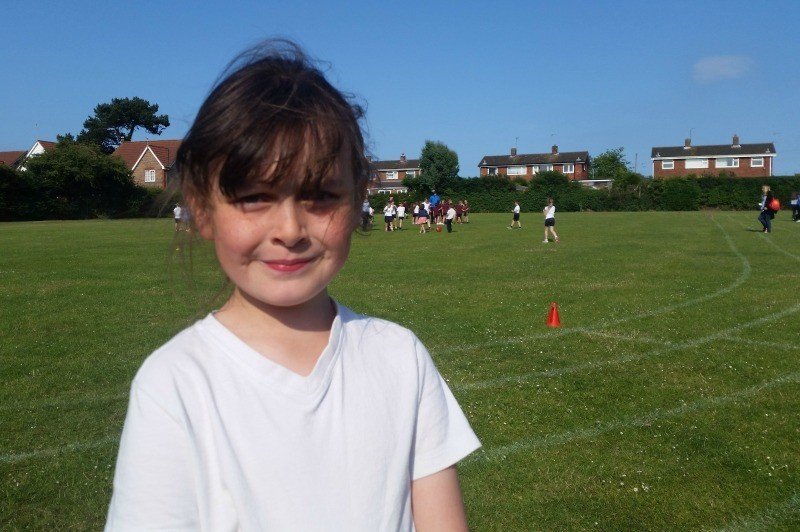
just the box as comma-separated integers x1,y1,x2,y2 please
271,199,308,248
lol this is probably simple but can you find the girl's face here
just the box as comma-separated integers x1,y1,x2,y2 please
195,162,359,311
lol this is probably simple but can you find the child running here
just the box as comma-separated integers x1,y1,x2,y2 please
105,40,480,531
542,197,559,243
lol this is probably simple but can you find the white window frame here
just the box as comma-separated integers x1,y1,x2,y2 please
661,160,674,170
716,157,739,168
532,164,553,174
562,163,574,174
405,170,416,178
487,167,497,175
750,157,764,168
385,171,398,180
685,158,709,169
144,169,156,183
507,166,526,176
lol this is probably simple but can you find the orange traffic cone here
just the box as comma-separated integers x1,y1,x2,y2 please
546,302,561,328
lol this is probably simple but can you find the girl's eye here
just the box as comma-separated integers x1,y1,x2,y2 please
302,191,340,204
234,193,273,211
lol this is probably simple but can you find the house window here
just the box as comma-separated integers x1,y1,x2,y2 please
385,171,398,180
507,166,526,176
487,167,497,175
532,164,553,174
562,164,574,174
751,157,764,167
661,160,674,170
405,170,416,178
716,157,739,168
144,169,156,183
685,158,709,169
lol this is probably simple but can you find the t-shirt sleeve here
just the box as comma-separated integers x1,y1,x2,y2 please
105,381,198,531
411,339,481,480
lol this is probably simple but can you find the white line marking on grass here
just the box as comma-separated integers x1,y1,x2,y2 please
725,337,800,351
580,330,670,346
438,216,751,356
453,302,800,392
470,371,800,463
0,434,118,465
715,491,800,532
725,212,800,263
0,391,129,413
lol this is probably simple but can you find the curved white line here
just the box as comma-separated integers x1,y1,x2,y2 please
453,301,800,392
467,370,800,463
438,215,751,356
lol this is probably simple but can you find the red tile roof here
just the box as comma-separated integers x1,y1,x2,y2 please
113,140,182,169
37,140,56,151
0,150,26,166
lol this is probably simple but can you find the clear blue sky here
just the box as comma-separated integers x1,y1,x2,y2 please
3,0,799,176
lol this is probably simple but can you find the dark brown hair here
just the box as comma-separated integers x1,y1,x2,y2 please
175,39,369,210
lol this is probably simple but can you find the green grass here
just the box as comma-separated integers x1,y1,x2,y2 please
1,212,799,530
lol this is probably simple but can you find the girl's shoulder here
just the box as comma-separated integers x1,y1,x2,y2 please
336,304,431,366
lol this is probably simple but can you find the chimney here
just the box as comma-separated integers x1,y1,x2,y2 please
684,138,691,150
551,145,558,154
510,147,517,156
732,134,740,147
400,153,406,163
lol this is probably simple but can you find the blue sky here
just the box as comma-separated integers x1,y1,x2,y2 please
2,0,799,176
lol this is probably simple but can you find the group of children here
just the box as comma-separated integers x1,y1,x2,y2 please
508,198,560,243
373,196,471,234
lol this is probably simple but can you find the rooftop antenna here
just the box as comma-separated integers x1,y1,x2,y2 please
689,127,695,142
515,136,519,149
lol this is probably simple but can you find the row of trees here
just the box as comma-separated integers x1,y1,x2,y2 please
0,97,169,221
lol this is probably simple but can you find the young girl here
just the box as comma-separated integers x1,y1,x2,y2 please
508,200,521,229
543,197,559,243
105,41,479,531
758,184,775,233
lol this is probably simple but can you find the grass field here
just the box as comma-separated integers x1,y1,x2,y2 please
1,211,799,530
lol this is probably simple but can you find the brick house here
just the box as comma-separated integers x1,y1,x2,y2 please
367,153,419,195
113,140,182,188
0,150,26,168
651,136,775,178
478,146,590,181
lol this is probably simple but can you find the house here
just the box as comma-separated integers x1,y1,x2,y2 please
651,135,775,178
478,145,590,181
0,150,26,168
113,140,182,188
367,153,419,195
15,140,57,170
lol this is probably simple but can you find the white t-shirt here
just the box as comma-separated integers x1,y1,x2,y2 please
173,206,182,220
106,303,480,531
384,204,394,216
513,204,520,214
446,207,456,220
544,205,556,219
413,205,420,215
396,205,406,217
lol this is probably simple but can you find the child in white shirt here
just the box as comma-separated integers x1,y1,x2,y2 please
543,197,559,243
105,40,480,531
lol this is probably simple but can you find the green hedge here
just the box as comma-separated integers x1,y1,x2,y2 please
395,173,800,213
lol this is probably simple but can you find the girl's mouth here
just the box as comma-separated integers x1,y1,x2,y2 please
263,257,315,272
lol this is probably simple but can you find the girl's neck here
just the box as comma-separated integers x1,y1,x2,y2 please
214,289,337,376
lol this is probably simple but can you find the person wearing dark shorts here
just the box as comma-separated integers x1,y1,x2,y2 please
508,201,521,229
542,197,559,243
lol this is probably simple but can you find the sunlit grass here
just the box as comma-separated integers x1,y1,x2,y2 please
1,212,798,529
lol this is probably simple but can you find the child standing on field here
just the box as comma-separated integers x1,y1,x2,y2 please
542,197,559,243
508,200,521,229
172,203,182,231
105,41,479,531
